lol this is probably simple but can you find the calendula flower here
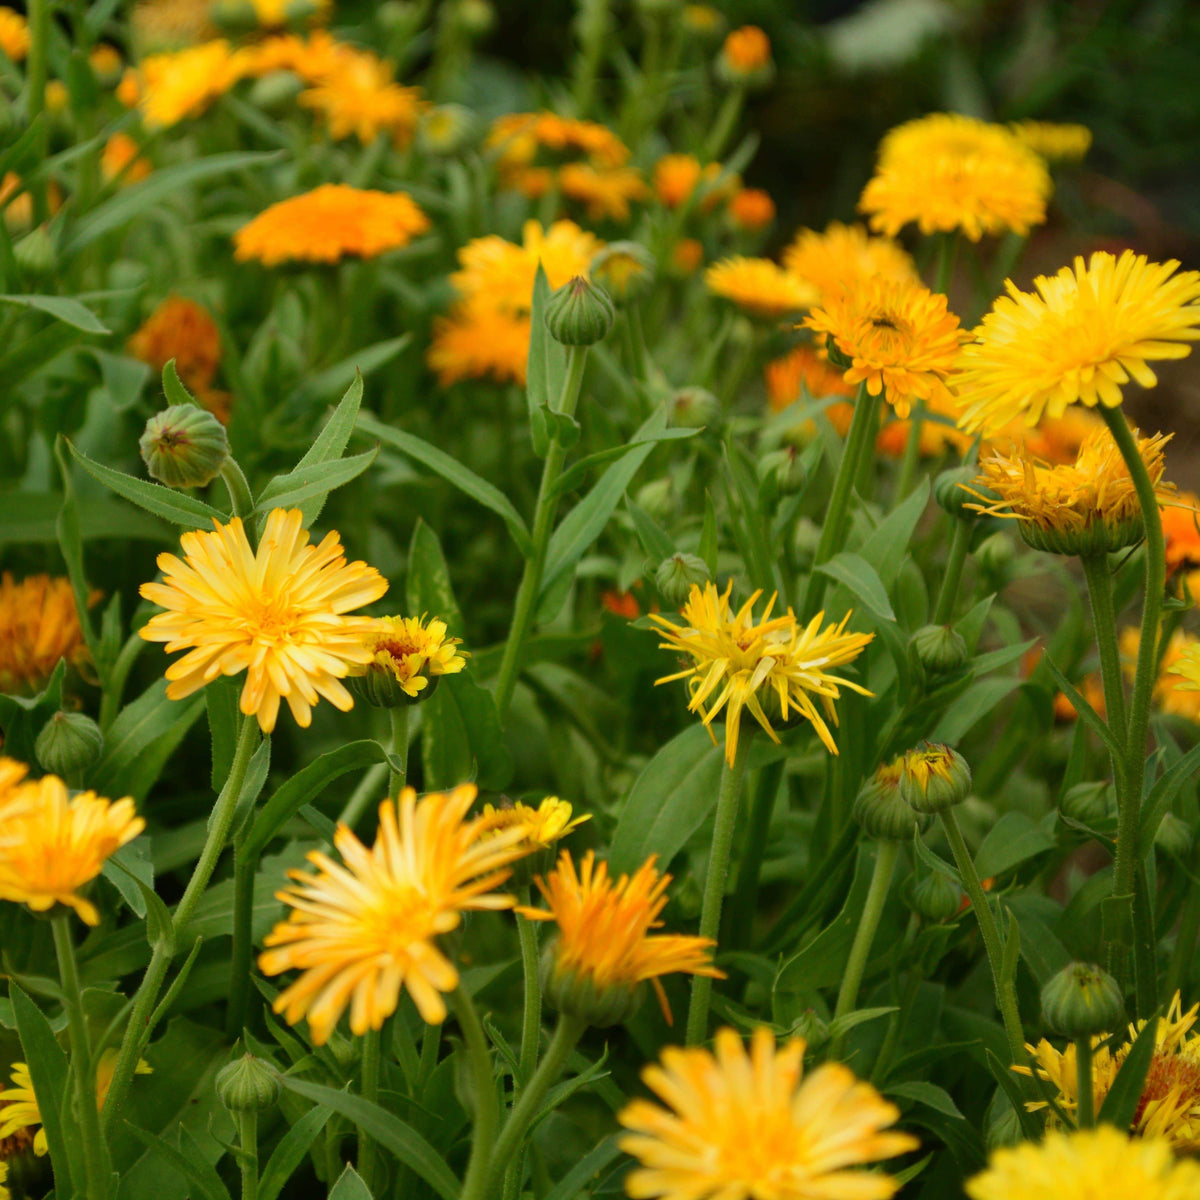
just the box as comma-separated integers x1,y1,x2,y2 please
100,132,152,185
670,238,704,275
0,8,29,61
860,112,1051,241
721,25,771,74
957,251,1200,435
727,187,775,230
0,773,144,925
1016,992,1200,1150
0,574,92,693
805,277,967,417
130,0,214,51
478,797,589,852
488,111,631,172
653,154,727,210
428,299,531,387
249,0,332,26
128,295,222,391
967,425,1173,555
233,184,429,266
783,221,917,300
1156,633,1200,722
299,55,423,147
1162,490,1200,597
348,614,467,706
683,4,724,38
619,1026,918,1200
517,850,721,1024
139,508,387,733
240,29,347,81
876,399,972,459
260,785,530,1041
559,163,648,222
1009,120,1092,162
89,42,123,82
651,582,873,765
135,39,250,128
764,346,858,440
988,405,1108,465
1,172,62,233
705,258,818,319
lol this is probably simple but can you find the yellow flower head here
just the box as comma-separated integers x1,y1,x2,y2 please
804,277,967,418
0,573,91,694
89,42,123,82
101,132,152,186
0,7,30,61
478,797,589,852
1142,630,1200,723
651,582,873,765
249,0,332,27
968,425,1173,555
727,187,776,231
783,221,918,300
619,1026,919,1200
488,111,630,171
130,0,214,51
558,163,649,223
705,257,819,319
0,774,144,925
139,508,388,733
233,185,429,267
349,614,468,702
1009,120,1092,162
260,784,530,1041
859,112,1051,241
298,53,423,147
957,250,1200,434
517,850,721,1021
134,39,250,129
428,298,531,388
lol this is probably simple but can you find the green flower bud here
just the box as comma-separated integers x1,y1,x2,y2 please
656,553,711,606
899,742,972,814
1155,811,1193,859
975,530,1016,577
544,276,615,346
1059,781,1112,826
248,70,304,112
1040,962,1123,1039
908,624,969,680
908,869,961,923
759,445,807,496
789,1009,830,1051
668,387,720,429
35,712,103,777
1019,515,1143,558
635,478,675,522
377,0,423,35
215,1053,280,1113
590,242,656,303
853,761,928,841
454,0,495,36
540,939,643,1028
418,104,477,155
349,665,441,709
140,404,229,489
14,225,55,276
934,466,987,522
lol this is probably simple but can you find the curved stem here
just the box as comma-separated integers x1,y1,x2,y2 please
1075,1037,1095,1128
830,841,899,1058
357,1027,382,1191
516,905,542,1085
454,988,500,1200
388,704,410,796
53,915,107,1200
686,732,752,1046
226,854,256,1039
932,518,973,626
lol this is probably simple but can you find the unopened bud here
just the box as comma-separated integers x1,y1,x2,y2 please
635,478,675,522
908,869,960,923
14,225,55,275
1040,962,1123,1039
656,553,711,606
1059,781,1111,826
909,624,968,680
139,404,229,489
248,70,304,111
216,1053,280,1113
789,1009,829,1051
759,445,807,496
418,104,476,155
35,712,103,777
854,759,928,841
976,530,1016,577
899,742,971,814
669,387,720,429
545,276,616,346
935,466,985,522
716,25,774,88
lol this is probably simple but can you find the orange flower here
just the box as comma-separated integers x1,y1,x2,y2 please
764,346,856,436
0,575,92,693
0,7,30,61
128,296,222,393
783,221,918,301
298,55,423,147
428,300,531,388
1163,493,1200,592
1,173,62,232
135,40,251,129
671,238,704,275
720,25,771,74
653,154,727,209
727,187,775,230
559,163,648,222
101,133,152,186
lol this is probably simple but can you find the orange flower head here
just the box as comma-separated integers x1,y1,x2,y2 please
0,574,91,693
428,299,531,388
101,133,152,185
720,25,772,77
298,51,423,147
671,238,704,275
128,295,222,394
135,39,251,129
783,221,918,300
727,187,776,230
559,163,649,222
0,7,30,61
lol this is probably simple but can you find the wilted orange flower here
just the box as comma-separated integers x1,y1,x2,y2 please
101,133,152,186
720,25,771,74
727,187,775,230
128,295,222,395
135,39,251,129
0,7,30,61
559,163,648,222
234,185,429,266
0,575,91,693
705,257,818,318
783,221,918,300
671,238,704,275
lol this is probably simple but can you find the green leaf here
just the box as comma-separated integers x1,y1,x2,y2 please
1098,1013,1158,1128
550,428,697,499
985,1050,1043,1139
161,358,198,408
0,491,168,545
610,724,725,874
91,348,151,410
282,337,408,424
275,1076,459,1200
526,266,564,456
699,491,719,577
53,436,101,666
1038,653,1125,762
0,658,66,764
329,1165,373,1200
887,1080,965,1120
1138,740,1200,856
295,373,365,473
543,1135,623,1200
358,412,531,554
857,478,929,588
974,812,1056,878
67,441,227,530
122,1128,232,1200
627,496,675,563
817,552,896,622
258,1103,333,1200
255,447,378,522
103,838,154,918
931,676,1022,743
0,291,110,333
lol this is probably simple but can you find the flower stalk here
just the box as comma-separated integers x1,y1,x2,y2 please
932,517,974,626
454,987,502,1200
357,1027,382,1191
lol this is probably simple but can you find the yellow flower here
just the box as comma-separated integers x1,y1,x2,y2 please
349,614,468,701
783,221,918,300
249,0,332,26
968,425,1173,555
240,29,347,82
651,582,873,765
558,163,648,222
517,850,721,1021
804,277,967,418
957,250,1200,435
0,573,92,694
139,508,388,733
0,759,31,824
259,785,529,1042
298,55,423,147
969,1127,1200,1200
720,25,771,74
705,257,818,319
1009,120,1092,162
0,7,30,61
0,774,144,925
619,1026,918,1200
488,111,631,172
428,298,531,387
727,187,775,231
478,796,589,852
1016,992,1200,1150
1130,629,1200,723
135,40,250,129
89,42,123,82
101,132,152,185
860,112,1051,241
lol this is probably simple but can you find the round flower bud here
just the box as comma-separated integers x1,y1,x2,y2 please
899,743,972,814
377,0,423,35
14,225,55,276
350,664,440,709
909,624,969,680
544,276,615,346
791,517,821,568
759,446,807,496
248,70,304,112
854,760,928,841
1155,811,1193,859
35,712,103,777
1059,781,1112,826
590,241,656,303
683,4,725,41
668,386,720,429
975,530,1016,577
1040,962,1123,1039
935,466,986,522
215,1053,280,1113
656,553,711,606
540,939,642,1028
908,869,961,924
789,1009,830,1051
139,404,229,489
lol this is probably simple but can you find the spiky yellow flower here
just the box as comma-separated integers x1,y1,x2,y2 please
651,582,873,765
619,1026,918,1200
349,614,468,703
517,850,721,1022
135,39,250,129
783,221,917,300
805,277,967,418
428,299,532,387
957,251,1200,435
260,785,529,1041
705,258,819,318
478,797,589,851
1009,120,1092,162
0,573,91,694
233,185,429,266
139,508,387,733
860,113,1051,241
968,425,1173,555
101,132,152,186
559,163,649,222
0,8,29,61
1016,992,1200,1149
0,774,144,925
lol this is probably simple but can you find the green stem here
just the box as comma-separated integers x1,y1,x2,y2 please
892,402,926,502
26,0,49,224
726,760,783,948
98,632,146,732
483,1016,587,1199
1166,862,1200,1001
454,988,500,1200
388,704,410,796
52,915,107,1200
516,904,542,1085
802,382,874,620
357,1027,382,1192
705,87,744,160
221,459,255,523
493,346,589,721
103,714,260,1137
686,732,752,1046
1080,553,1129,759
830,841,899,1058
417,1020,441,1092
932,518,973,626
1075,1037,1095,1128
933,232,958,297
939,808,1026,1064
238,1111,259,1200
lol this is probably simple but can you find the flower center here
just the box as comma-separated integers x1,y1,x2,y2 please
364,886,438,959
1133,1052,1200,1127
